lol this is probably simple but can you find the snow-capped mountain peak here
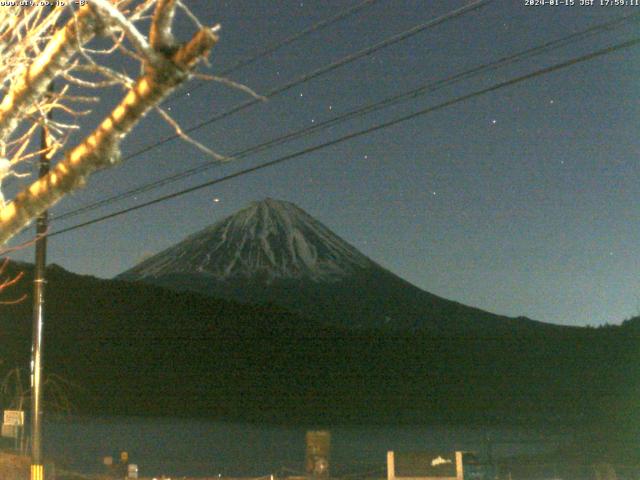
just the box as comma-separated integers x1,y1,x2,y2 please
120,198,374,283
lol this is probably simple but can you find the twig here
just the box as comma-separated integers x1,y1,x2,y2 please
194,73,267,101
155,106,228,161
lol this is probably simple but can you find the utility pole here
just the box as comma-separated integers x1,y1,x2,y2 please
31,79,53,480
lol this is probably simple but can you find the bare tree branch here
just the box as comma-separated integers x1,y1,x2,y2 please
155,106,227,161
0,258,26,304
89,0,161,65
150,0,178,51
0,5,100,143
0,20,219,245
195,73,266,101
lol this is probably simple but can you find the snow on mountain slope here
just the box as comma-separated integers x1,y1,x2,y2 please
118,198,560,332
120,198,375,283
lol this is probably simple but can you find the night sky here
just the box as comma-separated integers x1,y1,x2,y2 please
6,0,640,327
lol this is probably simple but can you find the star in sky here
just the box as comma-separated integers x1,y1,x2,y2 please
25,0,637,328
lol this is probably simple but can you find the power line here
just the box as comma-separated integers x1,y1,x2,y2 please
164,0,383,104
2,0,382,196
51,0,494,221
117,0,494,162
221,0,383,76
48,36,640,238
52,11,640,222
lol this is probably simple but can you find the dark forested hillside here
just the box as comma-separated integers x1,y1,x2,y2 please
0,262,637,439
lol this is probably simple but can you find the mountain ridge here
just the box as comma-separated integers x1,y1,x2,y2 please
118,198,561,333
120,198,375,283
0,260,635,433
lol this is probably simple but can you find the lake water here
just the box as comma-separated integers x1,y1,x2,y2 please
42,416,572,478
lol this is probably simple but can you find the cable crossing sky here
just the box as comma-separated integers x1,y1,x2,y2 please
48,36,640,238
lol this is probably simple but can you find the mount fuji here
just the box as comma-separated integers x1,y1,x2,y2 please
3,199,630,424
118,198,551,333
